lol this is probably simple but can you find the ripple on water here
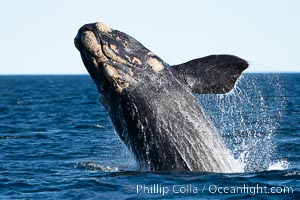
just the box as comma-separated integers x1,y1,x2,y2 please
74,162,120,172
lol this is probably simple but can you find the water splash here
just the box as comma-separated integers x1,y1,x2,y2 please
267,160,289,171
197,74,286,172
75,161,119,172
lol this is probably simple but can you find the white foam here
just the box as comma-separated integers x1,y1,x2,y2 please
267,160,289,171
94,124,104,128
75,162,119,172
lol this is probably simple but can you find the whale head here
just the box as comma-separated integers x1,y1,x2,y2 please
75,22,166,100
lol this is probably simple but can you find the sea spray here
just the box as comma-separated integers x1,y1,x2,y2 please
198,74,286,172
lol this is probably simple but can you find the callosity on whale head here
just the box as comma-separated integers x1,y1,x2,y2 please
75,22,248,172
74,22,165,94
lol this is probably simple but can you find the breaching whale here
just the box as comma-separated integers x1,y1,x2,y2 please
74,22,248,172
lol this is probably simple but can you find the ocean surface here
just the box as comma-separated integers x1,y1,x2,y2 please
0,74,299,199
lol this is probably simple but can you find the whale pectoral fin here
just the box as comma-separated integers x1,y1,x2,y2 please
171,55,248,94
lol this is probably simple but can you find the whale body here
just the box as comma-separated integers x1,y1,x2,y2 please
74,22,248,172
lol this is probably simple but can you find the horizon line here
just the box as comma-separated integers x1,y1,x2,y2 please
0,71,300,75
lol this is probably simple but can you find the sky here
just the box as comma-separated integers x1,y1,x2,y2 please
0,0,299,74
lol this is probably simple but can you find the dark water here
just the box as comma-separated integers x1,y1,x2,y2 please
0,74,299,199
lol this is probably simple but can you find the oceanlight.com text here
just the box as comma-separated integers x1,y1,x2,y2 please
124,184,293,196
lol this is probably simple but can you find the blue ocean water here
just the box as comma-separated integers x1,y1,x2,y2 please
0,74,299,199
